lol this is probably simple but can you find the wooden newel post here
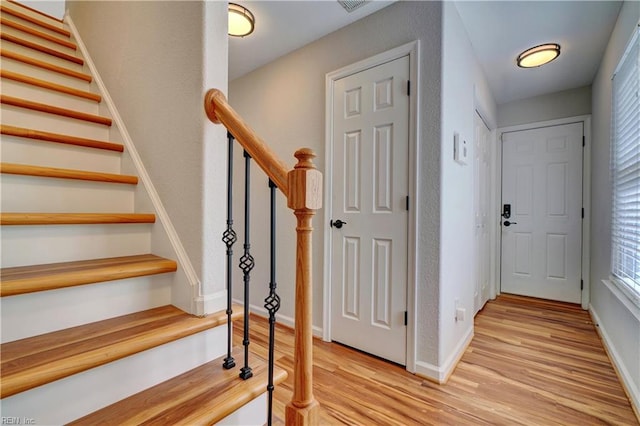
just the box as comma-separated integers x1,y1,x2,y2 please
285,148,322,426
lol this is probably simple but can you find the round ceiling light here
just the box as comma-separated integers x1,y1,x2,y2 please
517,43,561,68
229,3,255,37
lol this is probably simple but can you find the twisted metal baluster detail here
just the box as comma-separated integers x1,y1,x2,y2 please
239,150,254,380
222,132,237,370
264,179,281,426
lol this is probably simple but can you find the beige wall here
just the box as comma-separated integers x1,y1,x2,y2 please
497,85,592,128
67,1,229,308
230,1,443,368
230,1,496,378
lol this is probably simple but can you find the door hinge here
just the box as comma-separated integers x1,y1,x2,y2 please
406,195,410,211
581,279,584,290
582,208,584,218
582,136,585,147
404,311,408,326
407,80,411,96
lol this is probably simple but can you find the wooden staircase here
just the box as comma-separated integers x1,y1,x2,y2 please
0,1,284,423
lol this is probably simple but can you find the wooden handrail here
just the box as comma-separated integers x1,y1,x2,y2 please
204,89,322,425
204,89,289,194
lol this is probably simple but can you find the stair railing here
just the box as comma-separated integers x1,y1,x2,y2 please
205,89,321,426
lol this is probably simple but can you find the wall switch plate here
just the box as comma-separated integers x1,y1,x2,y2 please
453,132,468,165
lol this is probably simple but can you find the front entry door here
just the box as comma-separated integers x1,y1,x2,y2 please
501,122,583,303
330,55,409,365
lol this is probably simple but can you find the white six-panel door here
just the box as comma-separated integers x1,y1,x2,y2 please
330,56,409,365
501,122,583,303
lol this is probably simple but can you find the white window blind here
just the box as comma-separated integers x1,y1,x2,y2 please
611,26,640,303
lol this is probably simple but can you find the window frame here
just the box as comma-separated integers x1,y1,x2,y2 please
610,25,640,307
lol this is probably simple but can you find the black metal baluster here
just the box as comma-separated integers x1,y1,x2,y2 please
239,150,254,380
264,179,281,426
222,132,237,370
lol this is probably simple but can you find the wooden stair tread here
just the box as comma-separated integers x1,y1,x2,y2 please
1,69,101,102
6,0,64,24
1,162,138,184
1,48,92,82
0,305,242,398
1,95,112,126
69,347,287,425
0,254,178,297
0,4,70,37
1,125,123,152
1,32,83,65
1,17,76,50
0,212,156,225
0,254,176,297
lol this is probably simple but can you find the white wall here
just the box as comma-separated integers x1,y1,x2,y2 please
229,1,444,368
497,85,592,128
22,0,65,19
438,2,497,378
590,1,640,412
67,1,228,311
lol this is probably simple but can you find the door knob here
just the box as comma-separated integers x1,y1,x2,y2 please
503,220,517,227
330,219,347,229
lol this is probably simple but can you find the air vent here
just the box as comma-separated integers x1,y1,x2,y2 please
338,0,369,13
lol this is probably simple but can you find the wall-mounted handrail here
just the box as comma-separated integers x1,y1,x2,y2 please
205,89,321,426
204,89,289,195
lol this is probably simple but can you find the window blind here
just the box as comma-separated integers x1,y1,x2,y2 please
611,27,640,302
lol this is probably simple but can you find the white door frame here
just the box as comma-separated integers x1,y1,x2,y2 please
494,115,592,309
323,40,420,372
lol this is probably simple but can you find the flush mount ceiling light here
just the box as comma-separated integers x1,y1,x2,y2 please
517,43,561,68
229,3,255,37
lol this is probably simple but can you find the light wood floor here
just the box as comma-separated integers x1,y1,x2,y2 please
236,294,638,425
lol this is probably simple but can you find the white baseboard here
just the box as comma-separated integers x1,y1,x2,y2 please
233,299,323,338
194,290,227,317
589,305,640,416
415,326,474,384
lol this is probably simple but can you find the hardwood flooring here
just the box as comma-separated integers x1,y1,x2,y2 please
236,294,638,425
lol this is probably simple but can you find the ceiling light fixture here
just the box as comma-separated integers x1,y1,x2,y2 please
228,3,255,37
517,43,561,68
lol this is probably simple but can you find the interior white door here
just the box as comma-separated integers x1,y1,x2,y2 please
330,55,409,365
501,122,583,303
474,112,491,315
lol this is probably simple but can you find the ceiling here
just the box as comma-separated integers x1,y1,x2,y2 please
456,1,622,104
228,1,623,105
229,1,395,80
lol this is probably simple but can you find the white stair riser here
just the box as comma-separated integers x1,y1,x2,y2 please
1,274,173,343
2,25,77,55
1,135,122,173
0,326,227,425
0,4,67,34
218,394,268,426
1,54,92,90
1,78,100,114
1,105,111,140
0,40,85,72
1,223,152,267
1,175,136,213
